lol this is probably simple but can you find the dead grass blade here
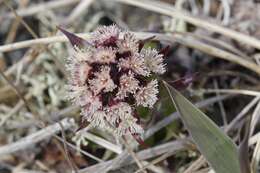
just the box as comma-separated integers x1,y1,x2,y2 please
115,0,260,50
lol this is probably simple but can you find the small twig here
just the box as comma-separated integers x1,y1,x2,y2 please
3,0,80,19
4,46,44,77
250,132,260,146
171,33,260,75
200,89,260,97
77,130,123,154
54,135,104,163
251,138,260,173
0,93,32,127
186,31,252,60
0,69,31,112
1,32,260,76
59,122,78,173
5,18,20,44
3,1,66,74
220,0,231,25
188,0,199,15
65,0,94,25
249,101,260,136
0,118,75,156
121,138,147,173
183,156,206,173
207,71,260,85
213,80,228,127
202,0,210,15
238,115,251,173
225,96,260,133
135,151,178,173
79,140,189,172
3,0,38,38
114,0,260,50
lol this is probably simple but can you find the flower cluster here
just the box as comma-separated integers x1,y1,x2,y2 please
64,25,166,137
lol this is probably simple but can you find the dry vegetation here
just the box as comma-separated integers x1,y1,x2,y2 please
0,0,260,173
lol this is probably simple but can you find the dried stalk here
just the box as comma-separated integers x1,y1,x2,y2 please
1,32,260,76
79,139,189,172
0,118,75,156
2,0,80,19
115,0,260,50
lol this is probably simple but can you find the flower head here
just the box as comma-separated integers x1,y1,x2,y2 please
105,102,144,136
88,66,116,95
116,72,139,99
90,24,120,47
135,80,159,108
118,53,150,76
62,25,166,137
141,48,166,74
117,32,139,54
94,47,116,64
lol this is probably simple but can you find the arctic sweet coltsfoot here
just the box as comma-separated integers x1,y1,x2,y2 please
61,25,166,137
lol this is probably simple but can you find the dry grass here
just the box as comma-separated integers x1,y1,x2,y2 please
0,0,259,173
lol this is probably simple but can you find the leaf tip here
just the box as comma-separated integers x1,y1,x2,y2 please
57,25,88,48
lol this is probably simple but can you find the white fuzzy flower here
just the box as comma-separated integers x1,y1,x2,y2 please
94,47,116,64
116,107,144,136
89,66,116,95
116,72,139,99
66,84,102,113
66,47,94,86
116,116,144,136
106,102,132,123
71,46,94,63
135,80,159,108
106,102,143,136
118,53,150,76
141,48,166,74
86,110,107,128
69,62,92,86
77,90,99,107
117,32,139,54
65,84,87,105
91,25,121,46
81,95,102,117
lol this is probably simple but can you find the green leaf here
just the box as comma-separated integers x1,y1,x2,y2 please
163,81,241,173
